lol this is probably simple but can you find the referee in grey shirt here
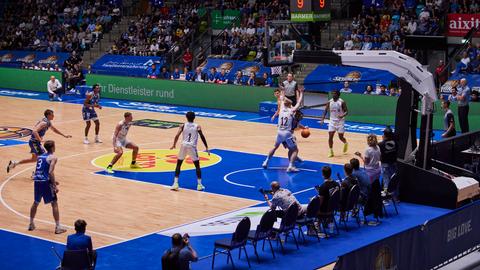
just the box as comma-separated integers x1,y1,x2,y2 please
457,78,470,133
281,73,299,106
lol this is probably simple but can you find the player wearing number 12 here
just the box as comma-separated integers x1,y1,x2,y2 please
263,90,303,172
170,111,210,191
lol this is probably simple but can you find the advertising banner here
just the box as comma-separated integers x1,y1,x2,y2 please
91,54,164,77
423,202,480,269
211,10,241,30
86,74,275,112
0,67,62,92
334,226,426,270
447,14,480,37
0,50,69,67
199,58,271,82
304,64,396,93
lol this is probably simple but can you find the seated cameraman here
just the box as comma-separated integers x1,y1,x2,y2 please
162,233,198,270
66,219,97,269
262,181,305,218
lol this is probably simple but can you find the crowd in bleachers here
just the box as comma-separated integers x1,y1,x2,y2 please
453,43,480,75
209,0,291,61
107,2,201,57
0,0,121,53
332,0,447,56
448,0,480,13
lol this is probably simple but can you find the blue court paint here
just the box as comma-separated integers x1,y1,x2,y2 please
0,229,65,270
95,149,344,203
0,139,27,147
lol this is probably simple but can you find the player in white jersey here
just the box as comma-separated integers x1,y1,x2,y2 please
263,90,303,172
170,111,210,191
320,90,348,157
106,112,141,173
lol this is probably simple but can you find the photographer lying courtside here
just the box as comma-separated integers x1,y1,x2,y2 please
262,181,306,218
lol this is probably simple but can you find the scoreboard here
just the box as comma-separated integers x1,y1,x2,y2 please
290,0,331,22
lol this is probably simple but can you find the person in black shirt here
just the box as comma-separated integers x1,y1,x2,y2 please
378,126,398,191
340,163,358,211
441,100,456,138
317,166,340,213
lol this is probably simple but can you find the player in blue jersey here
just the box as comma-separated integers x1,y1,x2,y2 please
83,84,102,144
7,109,72,173
29,140,67,234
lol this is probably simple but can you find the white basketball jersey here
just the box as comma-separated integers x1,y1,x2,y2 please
278,105,294,131
329,98,344,121
182,122,199,147
116,120,131,141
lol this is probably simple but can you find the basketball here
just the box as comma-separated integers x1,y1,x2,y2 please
301,128,310,138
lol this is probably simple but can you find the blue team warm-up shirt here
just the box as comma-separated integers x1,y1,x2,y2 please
67,233,93,251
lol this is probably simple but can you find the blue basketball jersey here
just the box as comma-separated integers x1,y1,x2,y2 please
30,118,51,141
33,153,51,182
84,92,100,110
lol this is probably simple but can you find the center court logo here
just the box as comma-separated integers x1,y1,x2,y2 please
92,149,221,173
0,126,32,139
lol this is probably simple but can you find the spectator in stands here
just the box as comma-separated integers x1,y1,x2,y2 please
470,55,480,74
262,72,273,87
344,36,354,50
263,181,305,218
66,66,82,91
162,233,198,270
355,134,382,184
472,91,479,102
340,82,352,93
185,67,194,81
457,78,471,133
192,67,206,82
216,68,228,84
182,48,193,73
246,72,256,86
389,88,399,97
147,64,159,79
441,100,456,139
379,127,398,191
47,76,63,102
233,71,245,85
172,68,181,80
456,52,471,74
434,60,447,87
448,87,458,102
160,67,171,80
364,85,374,95
378,85,389,96
207,67,218,83
332,35,344,50
362,36,373,50
67,219,96,268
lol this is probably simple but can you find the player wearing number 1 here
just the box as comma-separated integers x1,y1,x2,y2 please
263,90,303,172
170,111,210,191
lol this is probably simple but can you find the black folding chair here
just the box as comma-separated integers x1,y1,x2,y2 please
212,217,251,269
247,210,276,262
339,185,361,231
272,203,300,253
318,188,341,237
61,249,92,270
382,173,400,216
296,196,321,243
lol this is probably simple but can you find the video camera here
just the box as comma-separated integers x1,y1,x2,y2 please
258,188,273,195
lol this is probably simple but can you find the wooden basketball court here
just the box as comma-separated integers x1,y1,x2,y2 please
0,95,373,249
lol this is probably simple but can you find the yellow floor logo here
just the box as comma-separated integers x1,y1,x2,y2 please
92,149,221,172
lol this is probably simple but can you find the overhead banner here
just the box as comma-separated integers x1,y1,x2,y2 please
211,10,240,29
447,14,480,37
91,54,164,77
0,50,69,67
199,58,271,81
304,64,396,93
